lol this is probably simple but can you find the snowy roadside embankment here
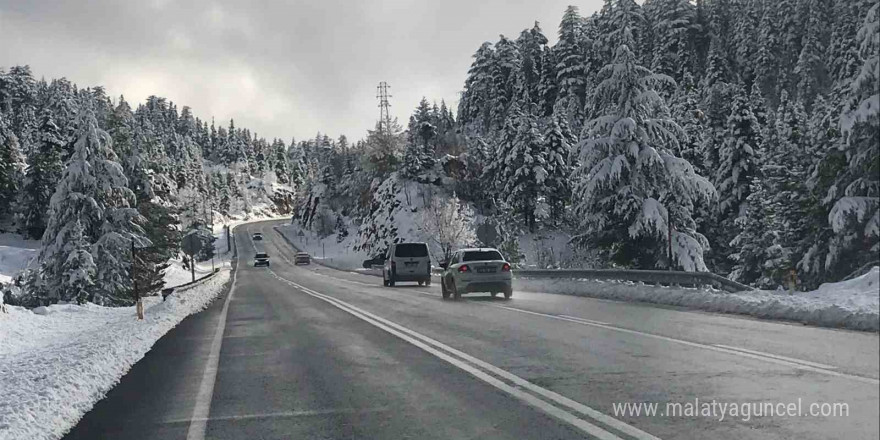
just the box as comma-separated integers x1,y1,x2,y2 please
0,233,39,285
275,222,376,274
0,269,231,440
515,267,880,331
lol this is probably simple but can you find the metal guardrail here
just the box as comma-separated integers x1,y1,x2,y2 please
271,223,750,293
162,268,222,300
510,268,753,293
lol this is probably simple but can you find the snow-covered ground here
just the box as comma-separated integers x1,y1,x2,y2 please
0,233,40,284
0,270,230,440
0,214,290,440
515,267,880,331
516,230,580,269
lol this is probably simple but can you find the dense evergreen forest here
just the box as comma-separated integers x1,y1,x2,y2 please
1,0,877,307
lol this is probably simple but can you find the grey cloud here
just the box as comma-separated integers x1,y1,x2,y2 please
1,0,602,142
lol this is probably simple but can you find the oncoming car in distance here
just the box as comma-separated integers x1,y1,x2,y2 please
440,248,512,300
383,242,432,287
252,232,263,241
254,252,270,267
294,252,311,265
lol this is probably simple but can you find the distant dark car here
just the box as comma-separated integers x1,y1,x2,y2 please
254,252,270,267
362,255,385,269
252,232,263,241
294,252,311,265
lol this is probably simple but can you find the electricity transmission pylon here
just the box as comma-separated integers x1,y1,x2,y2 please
376,81,392,135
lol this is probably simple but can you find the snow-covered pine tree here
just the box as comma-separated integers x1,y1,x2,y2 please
458,42,496,136
777,0,806,95
59,220,96,305
824,1,880,278
335,215,348,243
271,139,290,185
572,18,714,271
798,94,845,287
732,0,761,87
542,114,573,225
516,22,549,112
554,5,587,130
356,176,401,255
500,108,547,231
20,105,65,239
86,106,149,305
669,72,705,173
648,0,697,83
536,47,559,118
754,2,781,106
733,91,811,287
709,85,762,272
37,111,103,303
126,127,179,296
489,36,522,132
794,0,833,111
0,114,25,224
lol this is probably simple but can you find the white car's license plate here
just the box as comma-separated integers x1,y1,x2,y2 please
477,267,496,273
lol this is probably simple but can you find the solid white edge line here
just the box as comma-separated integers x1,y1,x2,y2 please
268,270,661,440
185,228,241,440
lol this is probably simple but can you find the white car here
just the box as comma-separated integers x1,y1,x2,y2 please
440,248,512,300
383,242,432,287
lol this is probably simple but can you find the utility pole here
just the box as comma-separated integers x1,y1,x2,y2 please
189,234,195,283
210,203,215,272
131,242,143,320
376,81,392,135
667,216,673,272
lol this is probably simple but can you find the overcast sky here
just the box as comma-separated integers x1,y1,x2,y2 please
1,1,603,142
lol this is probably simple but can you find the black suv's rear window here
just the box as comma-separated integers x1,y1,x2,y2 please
462,251,503,262
395,243,428,257
255,253,268,258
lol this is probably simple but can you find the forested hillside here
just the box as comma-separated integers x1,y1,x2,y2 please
0,72,304,306
450,0,878,289
2,0,877,307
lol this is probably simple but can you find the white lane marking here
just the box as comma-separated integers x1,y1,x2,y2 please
267,270,660,440
413,290,438,297
264,226,876,385
488,305,877,385
712,344,838,370
488,304,611,325
186,231,241,440
558,314,611,326
169,407,390,424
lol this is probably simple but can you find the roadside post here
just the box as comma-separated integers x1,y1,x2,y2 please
131,241,144,320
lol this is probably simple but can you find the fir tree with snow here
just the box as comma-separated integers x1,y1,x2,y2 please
20,106,65,239
541,114,573,225
708,85,762,272
0,115,25,223
824,2,880,280
572,22,714,271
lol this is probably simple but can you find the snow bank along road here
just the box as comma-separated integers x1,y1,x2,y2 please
63,220,879,440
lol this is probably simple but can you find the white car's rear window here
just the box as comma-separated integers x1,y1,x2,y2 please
462,251,503,262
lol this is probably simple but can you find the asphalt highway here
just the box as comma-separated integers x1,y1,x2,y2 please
64,220,880,440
